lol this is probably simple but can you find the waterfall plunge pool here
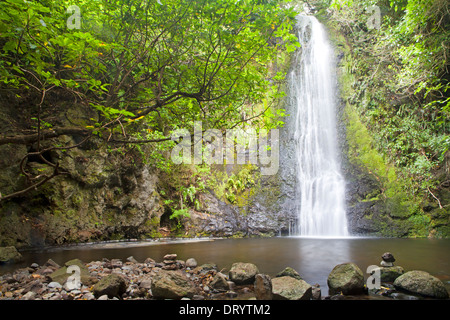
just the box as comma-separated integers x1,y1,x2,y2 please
2,237,449,295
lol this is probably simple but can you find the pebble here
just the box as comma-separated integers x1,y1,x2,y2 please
48,282,62,289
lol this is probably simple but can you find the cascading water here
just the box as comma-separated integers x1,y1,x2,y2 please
290,15,348,237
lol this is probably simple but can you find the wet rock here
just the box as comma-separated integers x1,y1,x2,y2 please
254,274,272,300
275,267,302,281
93,274,127,298
393,270,449,299
327,262,365,295
272,276,312,300
0,246,23,264
151,270,196,299
229,262,259,285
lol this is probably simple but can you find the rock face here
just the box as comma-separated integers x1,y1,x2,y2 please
327,262,365,295
393,270,449,299
271,276,312,300
0,137,165,247
0,246,23,264
93,274,127,298
229,262,259,285
151,270,196,299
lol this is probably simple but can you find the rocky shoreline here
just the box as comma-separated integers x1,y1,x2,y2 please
0,250,448,301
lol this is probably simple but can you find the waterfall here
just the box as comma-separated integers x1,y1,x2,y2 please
290,15,348,237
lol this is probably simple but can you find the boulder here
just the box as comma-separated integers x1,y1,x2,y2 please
275,267,302,281
210,272,229,291
151,270,197,299
271,276,312,300
0,246,23,264
393,270,449,299
254,274,273,300
379,266,404,282
229,262,259,285
327,262,365,295
93,274,128,298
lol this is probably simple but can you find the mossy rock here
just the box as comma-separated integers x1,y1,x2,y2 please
93,274,127,298
0,246,23,264
327,262,365,295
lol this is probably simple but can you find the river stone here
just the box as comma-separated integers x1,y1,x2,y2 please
229,262,259,285
275,267,302,281
271,276,312,300
186,258,198,268
93,274,128,298
163,253,177,260
151,270,196,299
210,272,229,291
327,262,365,295
379,266,404,282
382,252,395,263
393,270,449,299
0,246,23,264
254,274,273,300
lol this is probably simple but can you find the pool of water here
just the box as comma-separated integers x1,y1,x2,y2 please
2,237,449,294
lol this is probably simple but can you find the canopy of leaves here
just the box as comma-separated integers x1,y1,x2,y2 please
0,0,299,200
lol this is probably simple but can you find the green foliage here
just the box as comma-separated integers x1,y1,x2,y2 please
329,0,450,203
0,0,299,201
